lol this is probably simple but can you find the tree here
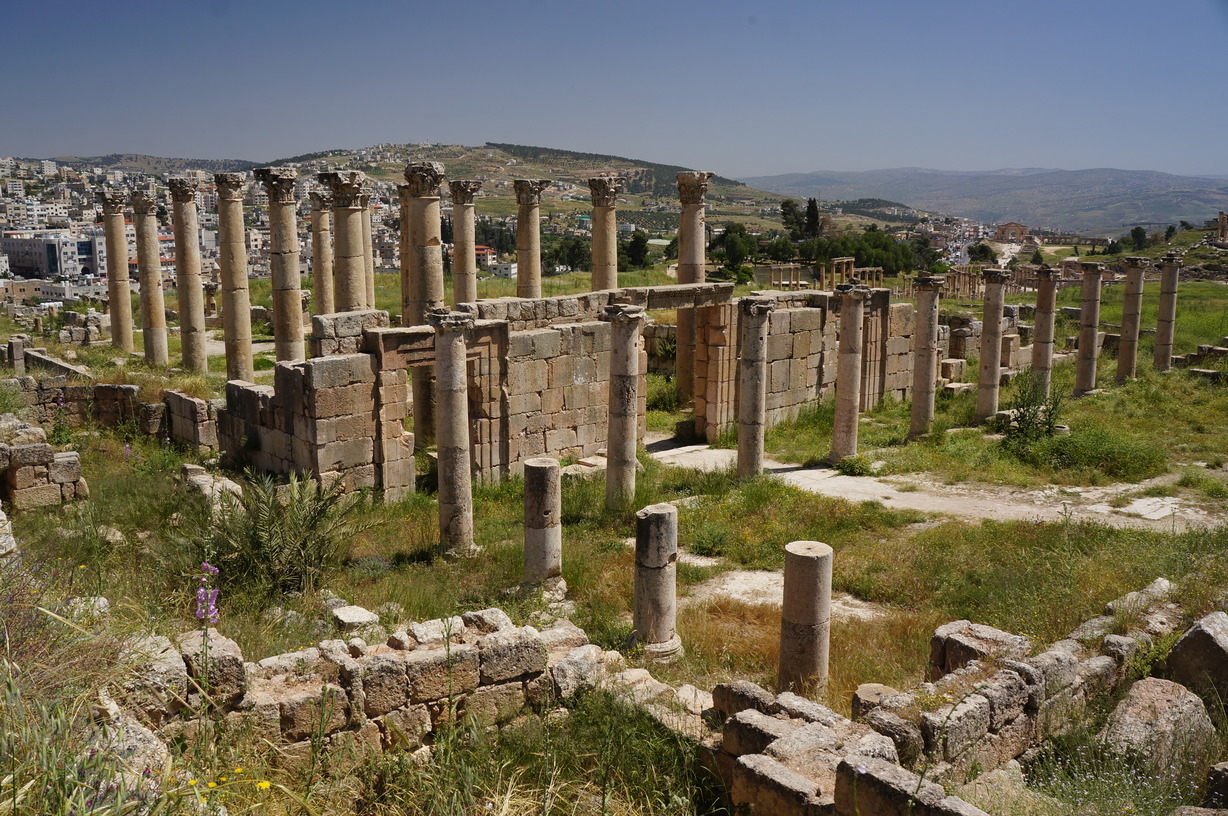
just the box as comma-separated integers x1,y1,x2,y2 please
1030,248,1044,264
664,236,678,260
1130,226,1148,252
765,236,795,262
625,231,650,269
968,242,998,263
780,199,804,239
804,198,821,238
1165,224,1177,241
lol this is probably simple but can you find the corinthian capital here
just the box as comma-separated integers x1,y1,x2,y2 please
513,179,551,206
308,190,333,211
449,179,483,205
427,307,475,333
599,303,646,324
214,172,247,200
677,171,714,206
167,176,199,204
739,295,776,318
97,188,127,215
130,190,158,216
253,166,299,204
317,170,368,208
588,174,626,208
403,162,445,198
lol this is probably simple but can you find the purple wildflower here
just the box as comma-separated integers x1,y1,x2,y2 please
195,562,220,624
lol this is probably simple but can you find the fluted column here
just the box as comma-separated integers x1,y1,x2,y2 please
675,171,713,402
449,180,482,304
309,191,335,316
908,276,943,439
319,170,368,312
1031,267,1059,396
97,189,134,352
830,283,869,462
429,308,475,555
975,269,1010,423
131,190,168,367
737,296,774,478
255,167,304,362
214,173,254,382
514,179,550,299
1117,257,1147,382
1073,262,1104,396
600,303,645,509
1154,254,1180,372
588,174,625,291
168,178,207,373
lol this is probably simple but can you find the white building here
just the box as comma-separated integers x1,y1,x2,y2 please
492,261,518,278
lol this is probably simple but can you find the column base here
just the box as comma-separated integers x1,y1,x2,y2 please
1071,388,1102,398
636,634,684,664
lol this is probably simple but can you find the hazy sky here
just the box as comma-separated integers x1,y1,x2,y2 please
4,0,1226,178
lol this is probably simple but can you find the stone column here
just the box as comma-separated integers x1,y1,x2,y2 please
404,162,447,445
523,457,565,596
361,191,376,310
1117,257,1147,382
633,503,683,661
514,179,550,299
908,276,943,439
1031,267,1060,396
429,308,475,555
675,171,713,402
204,282,218,317
600,303,646,509
974,269,1010,423
168,178,208,373
318,170,369,312
215,173,254,382
309,191,335,316
255,167,305,363
1154,254,1180,372
588,174,625,291
1073,262,1104,396
777,540,833,694
449,180,482,304
131,190,168,367
737,296,774,478
97,189,134,353
829,283,869,463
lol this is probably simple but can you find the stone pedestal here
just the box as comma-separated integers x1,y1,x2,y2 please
215,173,254,382
97,189,134,353
514,179,550,299
1154,254,1180,372
601,303,645,509
449,180,482,304
309,191,335,316
830,283,869,463
255,167,305,362
737,296,774,478
1073,262,1104,396
588,174,625,291
975,269,1010,423
319,170,369,312
1030,267,1060,396
777,540,833,694
404,163,448,445
429,309,475,555
633,503,683,661
1117,257,1147,382
361,193,376,310
523,457,564,594
675,171,713,403
169,178,207,373
131,190,168,367
908,276,943,439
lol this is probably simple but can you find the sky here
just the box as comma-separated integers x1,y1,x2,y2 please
3,0,1227,178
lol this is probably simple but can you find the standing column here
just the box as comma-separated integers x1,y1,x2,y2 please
1031,267,1059,396
600,303,646,509
449,180,482,304
1073,262,1104,396
1154,254,1180,372
588,174,625,291
908,276,944,439
829,283,869,463
131,190,168,367
633,503,683,661
737,296,774,478
1117,257,1147,382
97,189,134,353
319,171,368,312
777,541,833,694
514,179,550,298
404,162,447,444
975,269,1010,423
168,178,207,373
523,457,565,596
429,308,475,556
361,190,376,310
255,167,305,362
675,171,713,402
214,173,254,382
309,191,335,315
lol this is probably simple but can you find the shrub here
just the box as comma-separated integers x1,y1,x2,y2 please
645,372,680,413
1031,427,1167,482
834,454,873,476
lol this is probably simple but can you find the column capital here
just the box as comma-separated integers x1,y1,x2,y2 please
427,307,474,333
167,176,199,203
599,303,646,324
676,171,714,206
97,188,127,215
308,190,333,211
1160,253,1181,267
913,275,945,290
513,179,551,205
981,269,1010,284
404,161,445,197
1124,256,1149,267
588,174,626,207
130,190,158,216
739,295,776,317
835,282,870,298
214,172,248,200
253,166,299,204
449,179,483,204
317,170,368,207
1035,266,1061,280
1079,261,1105,274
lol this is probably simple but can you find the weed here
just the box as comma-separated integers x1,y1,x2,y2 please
834,454,873,476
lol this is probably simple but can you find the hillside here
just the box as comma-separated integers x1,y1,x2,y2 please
45,153,259,174
740,167,1228,236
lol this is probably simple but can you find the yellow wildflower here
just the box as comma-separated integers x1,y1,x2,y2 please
257,780,271,790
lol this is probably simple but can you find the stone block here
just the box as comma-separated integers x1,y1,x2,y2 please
9,482,64,510
1025,649,1079,698
833,758,945,816
405,644,479,703
731,753,820,816
479,626,547,685
177,628,246,707
466,681,526,726
712,680,778,718
380,703,431,749
723,709,799,757
930,620,1031,680
9,442,53,467
921,694,991,760
360,653,408,718
865,709,924,767
1099,677,1217,779
279,682,349,741
775,691,838,726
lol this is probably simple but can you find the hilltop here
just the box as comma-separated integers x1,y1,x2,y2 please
44,152,258,174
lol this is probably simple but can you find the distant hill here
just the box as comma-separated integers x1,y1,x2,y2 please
47,153,258,174
740,167,1228,235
